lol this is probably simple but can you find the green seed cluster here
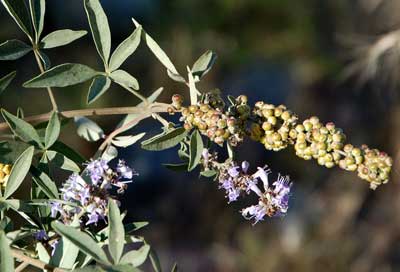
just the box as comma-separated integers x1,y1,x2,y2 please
177,95,248,146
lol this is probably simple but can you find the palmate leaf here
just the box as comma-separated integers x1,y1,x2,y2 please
108,200,125,264
23,63,98,88
141,127,188,151
87,75,111,104
1,109,43,148
188,130,203,171
40,29,87,49
109,26,142,71
51,221,111,265
110,70,139,90
0,71,16,95
0,140,30,164
4,146,34,199
0,40,31,60
1,0,34,39
84,0,111,65
29,0,45,41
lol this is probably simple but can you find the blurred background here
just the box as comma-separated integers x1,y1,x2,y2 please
1,0,400,271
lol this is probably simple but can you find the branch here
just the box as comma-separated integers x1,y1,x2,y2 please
0,103,171,132
12,248,66,272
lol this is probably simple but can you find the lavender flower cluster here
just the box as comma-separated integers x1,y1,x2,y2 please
202,149,292,224
50,159,137,225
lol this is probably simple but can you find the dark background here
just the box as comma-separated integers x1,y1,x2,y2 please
1,1,400,271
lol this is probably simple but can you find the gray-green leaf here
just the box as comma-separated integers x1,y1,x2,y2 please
109,26,142,71
37,50,51,70
0,39,31,60
110,70,139,90
101,145,118,161
188,130,203,171
23,63,98,88
45,111,60,149
29,0,45,41
108,200,125,264
84,0,111,65
40,29,87,49
1,0,33,39
1,109,43,147
111,133,145,148
46,150,81,172
0,230,13,271
51,221,110,265
4,146,34,199
74,116,104,142
191,50,217,80
120,244,150,267
36,242,50,263
87,75,111,104
141,127,187,151
31,168,59,199
0,71,16,95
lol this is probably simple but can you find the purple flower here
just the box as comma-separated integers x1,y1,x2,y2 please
34,230,48,241
116,160,136,180
227,188,240,203
86,159,109,185
50,202,62,218
51,239,59,256
228,166,240,178
253,166,271,190
241,203,267,225
271,174,292,215
86,211,99,225
241,161,249,173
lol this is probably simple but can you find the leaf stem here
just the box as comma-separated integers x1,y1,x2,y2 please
32,49,59,112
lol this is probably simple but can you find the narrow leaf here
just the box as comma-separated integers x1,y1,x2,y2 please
23,63,98,88
191,50,217,79
51,141,86,165
1,0,33,38
36,242,50,263
0,230,13,271
74,116,104,142
45,111,60,149
149,248,162,272
84,0,111,65
108,200,125,264
87,75,111,104
111,133,146,148
120,244,150,267
0,71,16,95
29,0,45,40
109,26,142,71
46,150,80,172
1,109,43,147
110,70,139,90
51,221,110,265
40,29,87,49
171,263,178,272
0,39,31,60
188,130,203,171
141,127,187,151
30,166,59,199
4,146,34,199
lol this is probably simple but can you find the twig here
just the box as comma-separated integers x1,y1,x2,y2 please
15,261,29,272
12,249,65,272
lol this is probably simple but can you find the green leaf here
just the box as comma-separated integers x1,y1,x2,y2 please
0,71,16,95
51,221,111,265
141,128,187,151
109,26,142,71
74,116,104,142
51,218,80,269
0,140,30,164
200,170,217,178
29,0,45,41
171,263,178,272
167,69,186,83
108,200,125,264
0,39,31,60
188,130,203,171
125,222,149,234
149,248,162,272
51,141,86,165
37,50,51,70
44,111,60,149
87,75,111,104
23,63,98,88
46,150,80,172
1,109,43,147
40,29,87,49
1,0,34,39
132,18,179,75
163,163,188,172
30,166,59,199
117,87,163,132
36,242,50,264
191,50,217,80
84,0,111,65
101,145,118,161
111,133,146,148
120,244,150,267
110,70,139,90
0,230,13,271
4,146,34,199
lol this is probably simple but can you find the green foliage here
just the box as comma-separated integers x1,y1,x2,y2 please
191,50,217,80
110,70,139,90
141,127,188,151
0,71,16,95
0,230,13,271
44,111,60,149
1,0,33,39
29,0,45,41
45,150,80,172
30,166,59,199
119,244,150,267
74,116,104,142
0,39,31,60
40,29,87,49
111,133,146,148
188,130,204,171
51,219,80,269
87,75,112,104
108,200,124,264
24,63,98,88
